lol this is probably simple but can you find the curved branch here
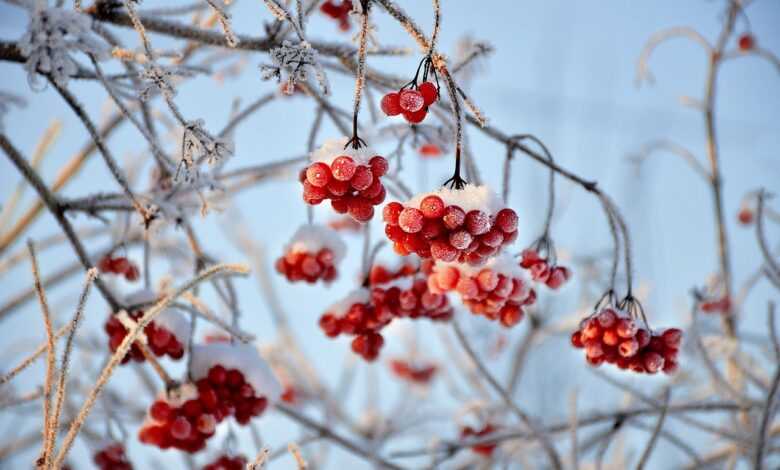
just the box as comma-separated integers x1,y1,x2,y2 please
636,26,713,86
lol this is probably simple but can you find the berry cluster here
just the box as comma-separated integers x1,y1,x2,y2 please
301,138,389,222
460,424,498,457
519,248,571,290
427,255,535,328
202,454,248,470
389,359,437,385
98,254,139,281
93,443,133,470
319,289,390,361
571,307,682,374
320,0,352,31
139,384,216,453
104,307,188,364
383,185,518,264
275,225,345,284
369,260,418,285
371,274,454,322
381,81,439,124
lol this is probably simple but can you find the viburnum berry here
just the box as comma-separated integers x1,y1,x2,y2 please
380,92,402,116
460,423,499,457
97,254,140,282
418,143,443,157
519,248,572,290
276,225,345,284
738,33,755,51
737,206,754,225
571,305,682,374
418,81,438,105
320,0,352,31
93,443,133,470
301,138,388,222
399,89,425,113
383,185,519,265
700,295,731,314
203,454,248,470
403,107,427,124
389,359,438,385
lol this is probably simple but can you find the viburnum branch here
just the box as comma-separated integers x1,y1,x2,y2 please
451,320,563,470
28,240,56,470
263,0,307,42
346,0,370,150
51,263,249,467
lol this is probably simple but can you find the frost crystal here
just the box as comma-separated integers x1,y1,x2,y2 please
179,119,234,182
139,63,192,101
260,41,329,95
18,7,107,90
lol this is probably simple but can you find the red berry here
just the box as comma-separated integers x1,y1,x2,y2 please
495,208,518,233
369,156,388,176
738,33,755,51
208,365,227,385
465,210,490,235
383,202,403,225
170,416,192,440
399,89,425,113
381,92,402,116
398,207,424,233
431,241,457,262
348,197,374,222
350,165,374,190
331,156,356,181
306,162,331,187
442,205,466,229
418,81,438,105
419,195,445,218
449,230,473,250
150,400,173,422
403,108,427,124
327,178,350,196
738,207,753,225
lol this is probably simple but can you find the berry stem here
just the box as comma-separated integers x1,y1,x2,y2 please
347,0,370,150
440,66,467,190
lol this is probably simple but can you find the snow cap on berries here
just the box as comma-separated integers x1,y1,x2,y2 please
404,184,503,214
325,288,372,316
310,137,378,166
284,224,347,263
191,343,282,402
123,288,191,344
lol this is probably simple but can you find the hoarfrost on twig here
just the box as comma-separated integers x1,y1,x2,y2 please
178,119,234,182
17,7,108,90
260,40,329,96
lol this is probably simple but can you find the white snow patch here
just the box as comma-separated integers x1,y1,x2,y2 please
191,343,282,402
405,184,503,214
372,276,415,291
124,288,157,306
285,224,347,263
310,137,379,166
154,309,192,344
325,288,371,316
434,253,522,277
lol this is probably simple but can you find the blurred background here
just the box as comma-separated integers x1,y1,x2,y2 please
1,0,778,468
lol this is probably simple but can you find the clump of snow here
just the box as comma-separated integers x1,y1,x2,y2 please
325,288,371,316
191,343,282,401
155,309,192,344
372,275,415,291
160,382,199,408
405,184,503,214
310,137,379,166
123,289,191,343
435,253,524,278
285,224,347,262
18,7,107,90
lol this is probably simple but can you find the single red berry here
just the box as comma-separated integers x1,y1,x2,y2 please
170,416,192,440
430,240,458,262
495,208,518,233
738,33,755,51
403,108,427,124
350,165,374,190
208,365,227,385
398,207,425,233
150,400,173,422
306,162,331,188
449,230,473,250
331,156,357,181
399,89,425,113
442,205,466,229
369,156,388,176
383,202,404,225
465,210,490,235
381,92,402,116
737,207,753,225
418,81,438,105
348,197,375,222
419,195,445,218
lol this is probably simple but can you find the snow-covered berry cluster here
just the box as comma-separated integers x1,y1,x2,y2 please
383,185,518,264
519,248,571,290
301,138,388,222
371,273,454,322
139,344,280,452
389,359,437,385
105,291,189,364
571,307,682,374
369,261,418,285
98,255,140,281
93,443,133,470
427,255,535,327
381,82,439,124
275,224,346,284
460,424,499,457
320,0,353,31
202,454,248,470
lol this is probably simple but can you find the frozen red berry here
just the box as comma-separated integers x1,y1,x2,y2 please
381,92,402,116
418,81,438,105
399,89,425,113
331,156,356,181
